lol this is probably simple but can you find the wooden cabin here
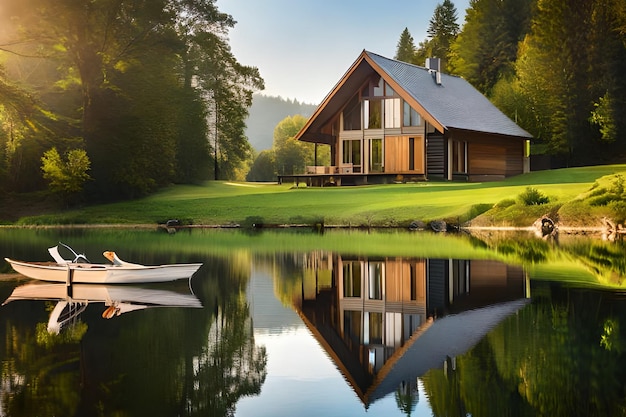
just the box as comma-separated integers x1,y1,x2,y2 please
282,50,532,186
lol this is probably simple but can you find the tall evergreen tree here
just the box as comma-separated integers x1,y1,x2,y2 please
395,28,417,64
587,0,626,151
449,0,533,94
426,0,460,71
177,1,263,181
516,0,626,164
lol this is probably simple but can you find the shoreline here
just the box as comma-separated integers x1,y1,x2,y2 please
1,221,623,238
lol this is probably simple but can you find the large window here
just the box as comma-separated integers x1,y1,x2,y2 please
344,79,402,131
343,261,362,298
342,139,361,167
367,312,383,344
364,99,382,129
368,262,383,300
384,98,401,128
403,101,421,127
343,310,362,347
369,139,383,173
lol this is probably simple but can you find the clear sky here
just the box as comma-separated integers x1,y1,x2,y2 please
216,0,471,104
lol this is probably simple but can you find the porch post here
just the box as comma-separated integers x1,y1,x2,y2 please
447,138,452,181
314,143,318,166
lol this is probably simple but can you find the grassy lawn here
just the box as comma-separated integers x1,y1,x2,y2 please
7,164,626,227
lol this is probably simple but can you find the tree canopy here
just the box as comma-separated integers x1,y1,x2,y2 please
512,0,626,163
397,0,626,165
247,114,330,181
449,0,533,94
426,0,460,71
0,0,263,199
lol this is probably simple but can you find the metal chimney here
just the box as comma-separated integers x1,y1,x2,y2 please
425,58,440,72
425,58,442,85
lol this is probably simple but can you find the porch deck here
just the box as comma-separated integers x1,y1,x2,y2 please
278,166,426,187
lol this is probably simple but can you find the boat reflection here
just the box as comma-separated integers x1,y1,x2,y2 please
290,254,530,407
3,282,203,334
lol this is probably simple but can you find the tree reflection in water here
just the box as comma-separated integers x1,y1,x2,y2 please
0,254,267,417
422,283,626,416
186,293,267,416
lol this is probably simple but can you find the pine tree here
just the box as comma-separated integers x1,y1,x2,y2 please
395,28,417,64
587,0,626,154
515,0,626,164
448,0,533,94
426,0,460,71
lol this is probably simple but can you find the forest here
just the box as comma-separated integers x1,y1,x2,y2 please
0,0,263,202
397,0,626,168
1,0,626,202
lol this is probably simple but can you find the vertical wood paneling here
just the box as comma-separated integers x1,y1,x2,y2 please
454,131,524,177
384,136,424,174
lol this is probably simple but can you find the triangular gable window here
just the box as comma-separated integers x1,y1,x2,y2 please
342,78,403,131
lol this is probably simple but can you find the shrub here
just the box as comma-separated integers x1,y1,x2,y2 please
609,174,624,195
608,200,626,223
590,194,618,206
588,186,607,198
41,147,91,204
518,187,549,206
588,175,625,206
467,203,493,218
494,198,516,209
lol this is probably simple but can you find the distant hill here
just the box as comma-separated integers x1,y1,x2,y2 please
245,94,318,151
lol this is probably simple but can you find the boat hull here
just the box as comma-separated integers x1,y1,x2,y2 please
4,258,202,284
4,282,203,308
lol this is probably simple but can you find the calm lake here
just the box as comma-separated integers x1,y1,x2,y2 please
0,227,625,416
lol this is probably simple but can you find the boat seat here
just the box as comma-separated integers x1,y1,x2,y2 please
48,246,70,264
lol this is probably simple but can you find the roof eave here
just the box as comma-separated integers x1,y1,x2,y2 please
294,50,371,142
446,126,533,140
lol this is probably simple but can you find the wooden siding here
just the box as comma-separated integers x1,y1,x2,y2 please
384,259,426,304
384,136,424,174
462,260,526,306
451,131,524,179
468,140,524,176
469,142,506,175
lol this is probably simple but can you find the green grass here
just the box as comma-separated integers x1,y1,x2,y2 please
9,164,626,227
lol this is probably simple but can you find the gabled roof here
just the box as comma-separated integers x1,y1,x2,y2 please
298,296,529,407
296,50,532,144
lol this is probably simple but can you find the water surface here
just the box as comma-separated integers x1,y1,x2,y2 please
0,228,625,416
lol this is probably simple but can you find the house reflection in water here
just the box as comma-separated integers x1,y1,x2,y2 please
291,254,530,407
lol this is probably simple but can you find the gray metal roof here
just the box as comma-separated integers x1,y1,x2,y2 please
366,298,530,404
366,51,532,138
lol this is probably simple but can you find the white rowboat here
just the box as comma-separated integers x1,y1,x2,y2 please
4,245,202,284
